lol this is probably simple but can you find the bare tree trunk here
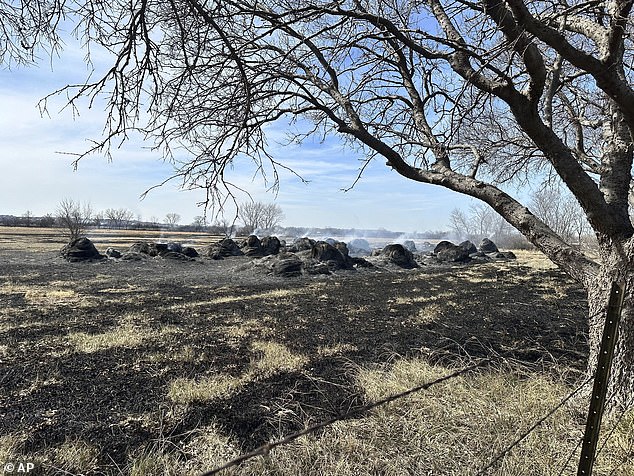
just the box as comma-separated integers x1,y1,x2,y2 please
586,246,634,411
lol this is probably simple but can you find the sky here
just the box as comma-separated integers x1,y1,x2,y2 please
0,38,478,233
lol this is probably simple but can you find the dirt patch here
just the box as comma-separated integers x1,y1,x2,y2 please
0,248,588,473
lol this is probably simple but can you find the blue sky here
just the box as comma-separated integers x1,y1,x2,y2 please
0,39,477,232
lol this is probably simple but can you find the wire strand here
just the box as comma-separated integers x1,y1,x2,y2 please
199,359,489,476
476,375,594,476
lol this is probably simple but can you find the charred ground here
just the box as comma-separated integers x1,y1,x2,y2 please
0,244,589,474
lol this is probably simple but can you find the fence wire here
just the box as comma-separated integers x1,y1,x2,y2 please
197,306,623,476
199,359,488,476
476,374,594,475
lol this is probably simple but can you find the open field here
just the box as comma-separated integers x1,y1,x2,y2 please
0,227,219,253
0,227,632,475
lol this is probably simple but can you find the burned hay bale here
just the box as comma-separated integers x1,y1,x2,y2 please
260,236,281,256
431,240,470,263
272,255,303,277
60,238,104,262
166,242,183,254
311,242,352,271
241,235,262,256
287,237,315,252
128,241,152,255
204,239,244,259
380,244,418,269
161,251,193,261
459,240,478,255
434,240,456,254
347,238,372,256
402,240,417,252
181,246,199,258
105,247,122,259
479,238,499,253
120,252,148,261
240,235,282,257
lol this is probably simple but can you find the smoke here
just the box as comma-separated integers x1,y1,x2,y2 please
269,227,445,255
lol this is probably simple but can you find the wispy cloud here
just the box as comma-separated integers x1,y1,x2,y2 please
0,40,475,231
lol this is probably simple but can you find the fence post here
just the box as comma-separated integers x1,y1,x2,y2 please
577,281,626,476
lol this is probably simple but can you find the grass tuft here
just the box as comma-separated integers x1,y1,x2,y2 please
68,324,146,352
249,341,309,376
0,433,22,462
168,374,244,404
232,357,628,476
47,438,100,474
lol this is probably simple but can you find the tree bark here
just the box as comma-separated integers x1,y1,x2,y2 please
585,241,634,411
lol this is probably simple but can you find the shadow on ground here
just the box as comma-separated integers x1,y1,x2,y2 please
0,251,588,472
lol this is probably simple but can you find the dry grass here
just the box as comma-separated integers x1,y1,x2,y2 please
167,374,245,403
0,433,22,462
46,438,100,474
68,320,177,353
0,282,95,308
0,227,67,252
232,358,633,476
147,345,208,364
173,288,302,308
0,225,223,252
128,423,239,476
223,318,268,339
167,341,309,404
249,340,309,376
2,232,629,475
68,324,145,352
317,343,358,357
126,357,634,475
513,249,560,270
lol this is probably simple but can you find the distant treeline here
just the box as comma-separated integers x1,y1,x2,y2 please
277,226,449,240
0,214,450,239
0,214,58,228
0,214,185,232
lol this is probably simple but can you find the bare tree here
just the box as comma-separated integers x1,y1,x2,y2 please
531,187,593,247
39,213,55,228
449,208,472,242
104,208,135,229
93,211,104,227
450,204,519,246
56,198,92,241
8,0,634,407
191,215,207,231
238,202,284,234
260,203,285,232
238,202,263,235
164,213,181,228
210,218,236,237
22,210,33,227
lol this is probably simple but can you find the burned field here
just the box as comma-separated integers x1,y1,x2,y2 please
1,237,627,475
